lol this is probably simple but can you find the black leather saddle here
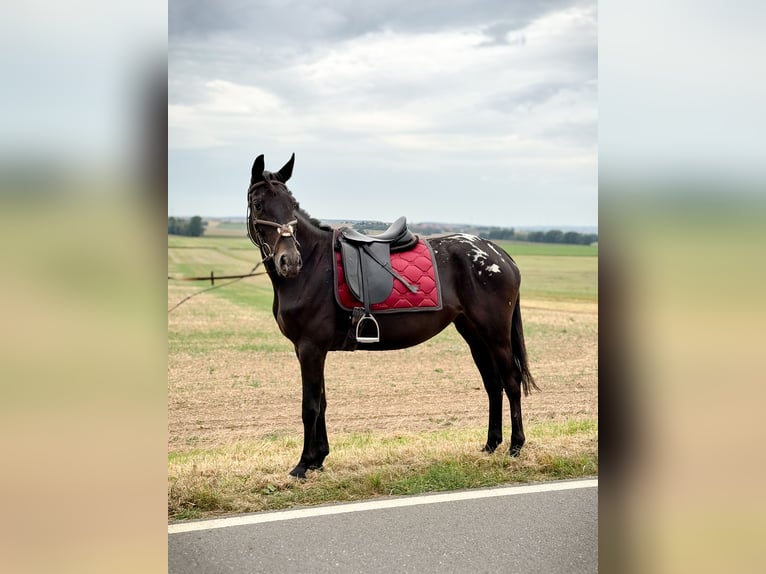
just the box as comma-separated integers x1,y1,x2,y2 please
337,216,416,248
337,217,419,343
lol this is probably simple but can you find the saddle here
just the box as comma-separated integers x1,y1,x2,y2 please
337,217,420,343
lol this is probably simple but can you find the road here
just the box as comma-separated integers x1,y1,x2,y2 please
169,478,597,573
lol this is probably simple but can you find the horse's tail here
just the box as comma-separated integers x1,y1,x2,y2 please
512,296,539,396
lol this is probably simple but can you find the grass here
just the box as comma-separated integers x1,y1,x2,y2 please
511,253,598,302
168,419,598,521
495,240,598,257
211,221,247,231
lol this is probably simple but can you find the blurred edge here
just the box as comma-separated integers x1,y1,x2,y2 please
0,3,167,574
600,182,766,574
600,2,766,572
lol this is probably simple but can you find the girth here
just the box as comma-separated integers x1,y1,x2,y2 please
336,218,419,343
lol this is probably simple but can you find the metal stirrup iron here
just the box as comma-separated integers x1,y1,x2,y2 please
355,313,380,343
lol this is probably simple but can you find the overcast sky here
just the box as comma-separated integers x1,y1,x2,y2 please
169,0,597,227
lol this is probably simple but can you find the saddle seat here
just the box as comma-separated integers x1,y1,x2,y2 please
336,217,420,343
338,216,417,251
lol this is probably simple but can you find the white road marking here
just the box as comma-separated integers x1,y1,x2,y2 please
169,478,598,534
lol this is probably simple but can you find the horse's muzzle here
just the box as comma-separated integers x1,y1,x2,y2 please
277,252,302,278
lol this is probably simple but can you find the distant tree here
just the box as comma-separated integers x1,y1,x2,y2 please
168,216,206,237
544,229,564,243
583,233,598,245
563,231,580,244
486,227,516,240
188,215,204,237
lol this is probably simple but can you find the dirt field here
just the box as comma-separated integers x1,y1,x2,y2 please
168,286,597,452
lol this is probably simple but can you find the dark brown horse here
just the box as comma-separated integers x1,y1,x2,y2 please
247,154,538,478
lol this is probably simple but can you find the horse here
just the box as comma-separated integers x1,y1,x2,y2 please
246,153,538,478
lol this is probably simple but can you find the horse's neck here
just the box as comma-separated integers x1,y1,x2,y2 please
298,213,333,265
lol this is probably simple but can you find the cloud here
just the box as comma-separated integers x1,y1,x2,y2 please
169,0,581,42
168,1,597,226
170,7,595,150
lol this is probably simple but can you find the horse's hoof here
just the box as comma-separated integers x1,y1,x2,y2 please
307,464,324,472
509,445,522,457
483,439,503,453
289,466,307,480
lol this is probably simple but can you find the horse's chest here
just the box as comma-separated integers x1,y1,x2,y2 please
275,311,292,338
272,276,334,343
273,300,309,341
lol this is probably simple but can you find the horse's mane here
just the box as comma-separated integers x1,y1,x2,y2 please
296,204,332,231
263,174,331,231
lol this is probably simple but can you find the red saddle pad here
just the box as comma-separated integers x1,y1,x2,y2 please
334,239,442,312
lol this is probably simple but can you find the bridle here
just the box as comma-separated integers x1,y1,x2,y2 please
247,179,300,262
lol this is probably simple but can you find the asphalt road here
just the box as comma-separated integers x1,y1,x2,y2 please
169,478,597,573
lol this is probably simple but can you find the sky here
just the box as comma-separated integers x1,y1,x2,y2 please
168,0,597,227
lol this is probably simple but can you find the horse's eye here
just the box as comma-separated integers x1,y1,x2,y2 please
254,201,263,212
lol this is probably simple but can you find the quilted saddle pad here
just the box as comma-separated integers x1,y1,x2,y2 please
334,239,442,313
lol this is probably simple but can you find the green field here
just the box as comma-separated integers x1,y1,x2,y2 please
168,235,597,303
495,240,598,257
213,221,247,230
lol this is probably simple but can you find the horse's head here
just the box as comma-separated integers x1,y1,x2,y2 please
247,153,303,278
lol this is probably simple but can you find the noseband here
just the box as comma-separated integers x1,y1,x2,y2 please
247,180,300,262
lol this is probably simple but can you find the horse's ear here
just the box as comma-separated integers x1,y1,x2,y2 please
275,153,295,183
251,155,265,184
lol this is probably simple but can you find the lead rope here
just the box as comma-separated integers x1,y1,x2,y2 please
168,261,264,314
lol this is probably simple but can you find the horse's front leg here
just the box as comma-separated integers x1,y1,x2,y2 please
290,341,329,479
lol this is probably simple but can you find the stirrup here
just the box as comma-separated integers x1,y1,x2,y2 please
356,313,380,343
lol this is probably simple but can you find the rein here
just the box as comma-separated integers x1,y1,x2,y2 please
247,180,300,261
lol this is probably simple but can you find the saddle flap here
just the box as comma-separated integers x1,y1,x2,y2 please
339,241,394,306
361,243,394,304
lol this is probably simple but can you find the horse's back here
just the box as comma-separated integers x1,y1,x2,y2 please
428,233,521,298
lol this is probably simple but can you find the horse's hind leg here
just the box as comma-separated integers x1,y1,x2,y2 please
480,339,526,456
457,315,526,457
455,317,504,453
501,354,526,456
